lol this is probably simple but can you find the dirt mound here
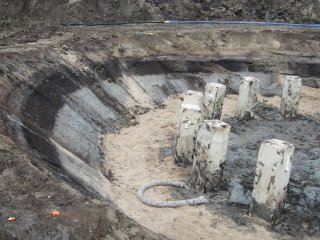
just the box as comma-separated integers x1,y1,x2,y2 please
0,0,320,26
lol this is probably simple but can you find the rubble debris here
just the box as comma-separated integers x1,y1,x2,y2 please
8,217,16,222
51,210,61,216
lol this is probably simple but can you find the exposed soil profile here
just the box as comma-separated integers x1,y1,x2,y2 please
103,87,320,240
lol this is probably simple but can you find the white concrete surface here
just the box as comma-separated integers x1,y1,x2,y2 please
236,77,260,119
280,75,302,117
175,103,202,165
192,120,230,191
202,83,226,119
251,139,294,222
183,90,204,106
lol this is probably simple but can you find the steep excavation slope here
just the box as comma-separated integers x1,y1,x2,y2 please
0,24,319,238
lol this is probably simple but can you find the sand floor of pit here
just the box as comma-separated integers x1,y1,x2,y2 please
102,87,319,240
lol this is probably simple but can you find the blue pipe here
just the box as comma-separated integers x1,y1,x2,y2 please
164,20,320,28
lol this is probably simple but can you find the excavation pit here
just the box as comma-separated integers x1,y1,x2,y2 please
1,24,320,239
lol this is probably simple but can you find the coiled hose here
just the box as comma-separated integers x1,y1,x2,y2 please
137,179,209,208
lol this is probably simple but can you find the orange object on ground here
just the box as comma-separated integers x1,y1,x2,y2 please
8,217,16,222
51,210,61,216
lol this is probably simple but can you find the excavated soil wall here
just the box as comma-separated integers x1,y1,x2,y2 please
0,24,319,239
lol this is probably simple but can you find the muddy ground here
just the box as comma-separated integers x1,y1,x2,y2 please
103,88,320,240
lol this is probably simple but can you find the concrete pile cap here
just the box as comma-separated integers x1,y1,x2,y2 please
202,119,230,129
241,76,260,82
180,103,201,112
205,82,226,92
184,90,204,96
183,90,204,105
286,75,301,82
263,139,294,149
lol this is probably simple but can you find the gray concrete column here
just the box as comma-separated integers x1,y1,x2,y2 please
183,90,204,106
202,83,226,120
251,139,294,222
280,75,302,118
236,77,260,120
192,120,231,192
175,103,202,165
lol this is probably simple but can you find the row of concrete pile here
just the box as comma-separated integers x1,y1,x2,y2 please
175,76,302,222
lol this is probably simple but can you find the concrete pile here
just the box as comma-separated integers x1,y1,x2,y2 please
192,120,230,192
201,83,226,120
236,77,260,120
280,76,302,117
175,75,301,222
251,139,294,222
175,103,202,165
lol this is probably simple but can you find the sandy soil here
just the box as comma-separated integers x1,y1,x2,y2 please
102,87,319,240
0,135,164,240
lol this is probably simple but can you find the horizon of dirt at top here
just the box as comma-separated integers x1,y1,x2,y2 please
0,0,319,27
